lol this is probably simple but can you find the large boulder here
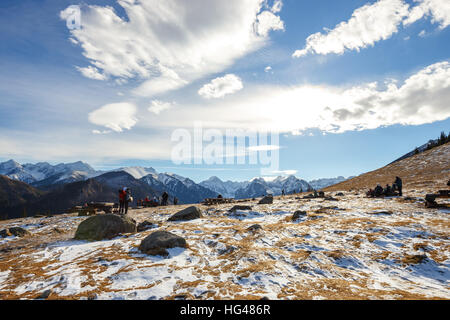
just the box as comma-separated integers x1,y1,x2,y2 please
74,214,136,241
258,195,273,205
0,227,30,238
139,231,187,256
168,206,203,221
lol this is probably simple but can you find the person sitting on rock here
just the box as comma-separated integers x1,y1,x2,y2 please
383,184,392,196
374,184,383,197
367,188,375,198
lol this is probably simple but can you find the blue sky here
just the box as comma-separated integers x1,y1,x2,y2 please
0,0,449,182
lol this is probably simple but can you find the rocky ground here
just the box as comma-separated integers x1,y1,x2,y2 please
0,190,448,300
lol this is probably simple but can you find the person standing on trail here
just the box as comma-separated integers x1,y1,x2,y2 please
282,189,285,196
394,177,403,196
173,197,178,205
118,188,126,214
123,188,132,215
161,191,169,206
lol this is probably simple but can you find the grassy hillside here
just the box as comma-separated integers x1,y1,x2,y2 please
0,175,45,218
325,142,450,193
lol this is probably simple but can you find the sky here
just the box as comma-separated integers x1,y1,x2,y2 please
0,0,449,182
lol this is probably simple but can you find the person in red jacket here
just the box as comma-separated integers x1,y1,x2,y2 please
118,188,127,214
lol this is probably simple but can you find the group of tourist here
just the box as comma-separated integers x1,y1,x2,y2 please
135,192,178,208
367,176,403,198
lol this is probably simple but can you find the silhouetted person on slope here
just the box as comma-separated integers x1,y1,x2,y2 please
394,177,403,196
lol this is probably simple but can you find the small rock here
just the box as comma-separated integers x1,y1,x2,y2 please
137,221,158,232
258,195,273,205
335,192,345,197
35,289,52,300
139,231,187,256
228,205,252,212
218,245,236,255
0,227,30,238
292,211,307,220
168,206,203,221
369,210,393,215
247,224,262,232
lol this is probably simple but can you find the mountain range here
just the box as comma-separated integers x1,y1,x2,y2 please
0,159,354,219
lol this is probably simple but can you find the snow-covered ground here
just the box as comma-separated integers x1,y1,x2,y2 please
0,190,448,300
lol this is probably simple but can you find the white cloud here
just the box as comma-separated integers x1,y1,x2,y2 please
265,66,273,72
418,30,427,37
255,10,285,37
133,67,188,97
198,74,244,99
61,0,284,97
92,129,111,135
76,66,107,81
88,102,138,132
293,0,450,58
293,0,410,58
146,61,450,135
404,0,450,29
149,100,173,115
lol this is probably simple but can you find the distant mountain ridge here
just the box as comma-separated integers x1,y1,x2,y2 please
0,160,99,189
308,176,354,190
200,175,313,199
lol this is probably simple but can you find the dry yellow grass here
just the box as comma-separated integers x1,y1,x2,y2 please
325,142,450,192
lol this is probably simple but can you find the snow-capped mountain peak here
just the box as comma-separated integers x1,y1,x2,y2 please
115,166,157,179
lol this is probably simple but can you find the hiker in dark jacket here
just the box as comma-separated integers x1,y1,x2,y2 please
173,197,178,205
161,192,169,206
124,188,132,215
394,177,403,196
